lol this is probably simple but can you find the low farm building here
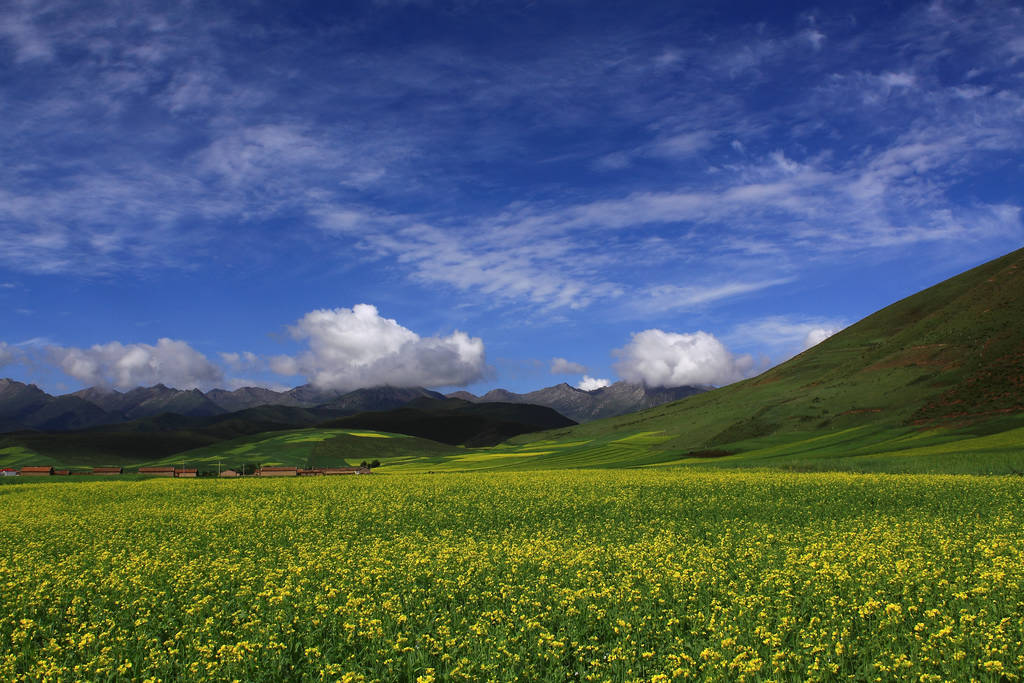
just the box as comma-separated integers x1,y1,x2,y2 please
259,466,298,477
92,467,123,475
1,468,17,476
175,468,198,478
219,469,240,478
138,466,175,477
19,466,53,476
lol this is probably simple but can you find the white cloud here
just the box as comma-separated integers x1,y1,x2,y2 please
48,338,224,389
223,377,291,392
0,5,55,63
729,316,846,357
651,131,714,158
803,327,838,348
613,329,754,388
268,354,301,377
633,278,794,315
801,28,825,50
220,351,259,371
277,304,487,390
0,342,16,368
1,0,1022,319
881,71,916,88
578,375,611,391
594,151,632,170
551,357,587,374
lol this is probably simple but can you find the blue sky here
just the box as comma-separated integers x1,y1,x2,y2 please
1,0,1022,395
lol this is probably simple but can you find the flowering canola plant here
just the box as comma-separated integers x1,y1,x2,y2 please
1,470,1023,681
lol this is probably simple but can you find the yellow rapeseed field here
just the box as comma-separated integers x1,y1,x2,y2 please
1,470,1022,681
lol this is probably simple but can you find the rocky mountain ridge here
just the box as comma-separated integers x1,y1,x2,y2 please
0,378,705,433
450,381,707,423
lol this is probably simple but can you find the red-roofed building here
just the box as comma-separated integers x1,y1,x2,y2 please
258,466,298,477
138,466,175,477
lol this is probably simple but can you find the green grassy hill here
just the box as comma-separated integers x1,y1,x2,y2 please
139,428,461,472
503,246,1024,472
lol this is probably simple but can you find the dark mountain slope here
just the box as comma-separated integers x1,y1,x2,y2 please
70,384,226,420
0,379,113,431
319,386,446,414
206,387,304,412
0,404,339,466
320,398,577,447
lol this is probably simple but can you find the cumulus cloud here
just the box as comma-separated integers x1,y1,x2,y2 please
49,338,224,389
277,304,487,390
551,357,587,374
613,329,754,388
803,326,839,348
578,375,611,391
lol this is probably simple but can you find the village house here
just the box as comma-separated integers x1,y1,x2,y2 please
175,468,198,478
92,467,123,475
19,466,53,476
219,469,240,478
258,466,298,477
138,466,175,477
297,468,324,476
1,468,17,476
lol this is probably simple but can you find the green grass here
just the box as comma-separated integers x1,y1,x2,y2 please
139,428,462,471
9,416,1024,477
0,446,49,467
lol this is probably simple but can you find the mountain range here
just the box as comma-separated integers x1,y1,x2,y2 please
0,378,700,434
448,382,706,423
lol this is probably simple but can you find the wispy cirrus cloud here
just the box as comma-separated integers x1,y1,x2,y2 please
0,342,17,368
729,315,847,360
551,358,587,375
0,0,1021,318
